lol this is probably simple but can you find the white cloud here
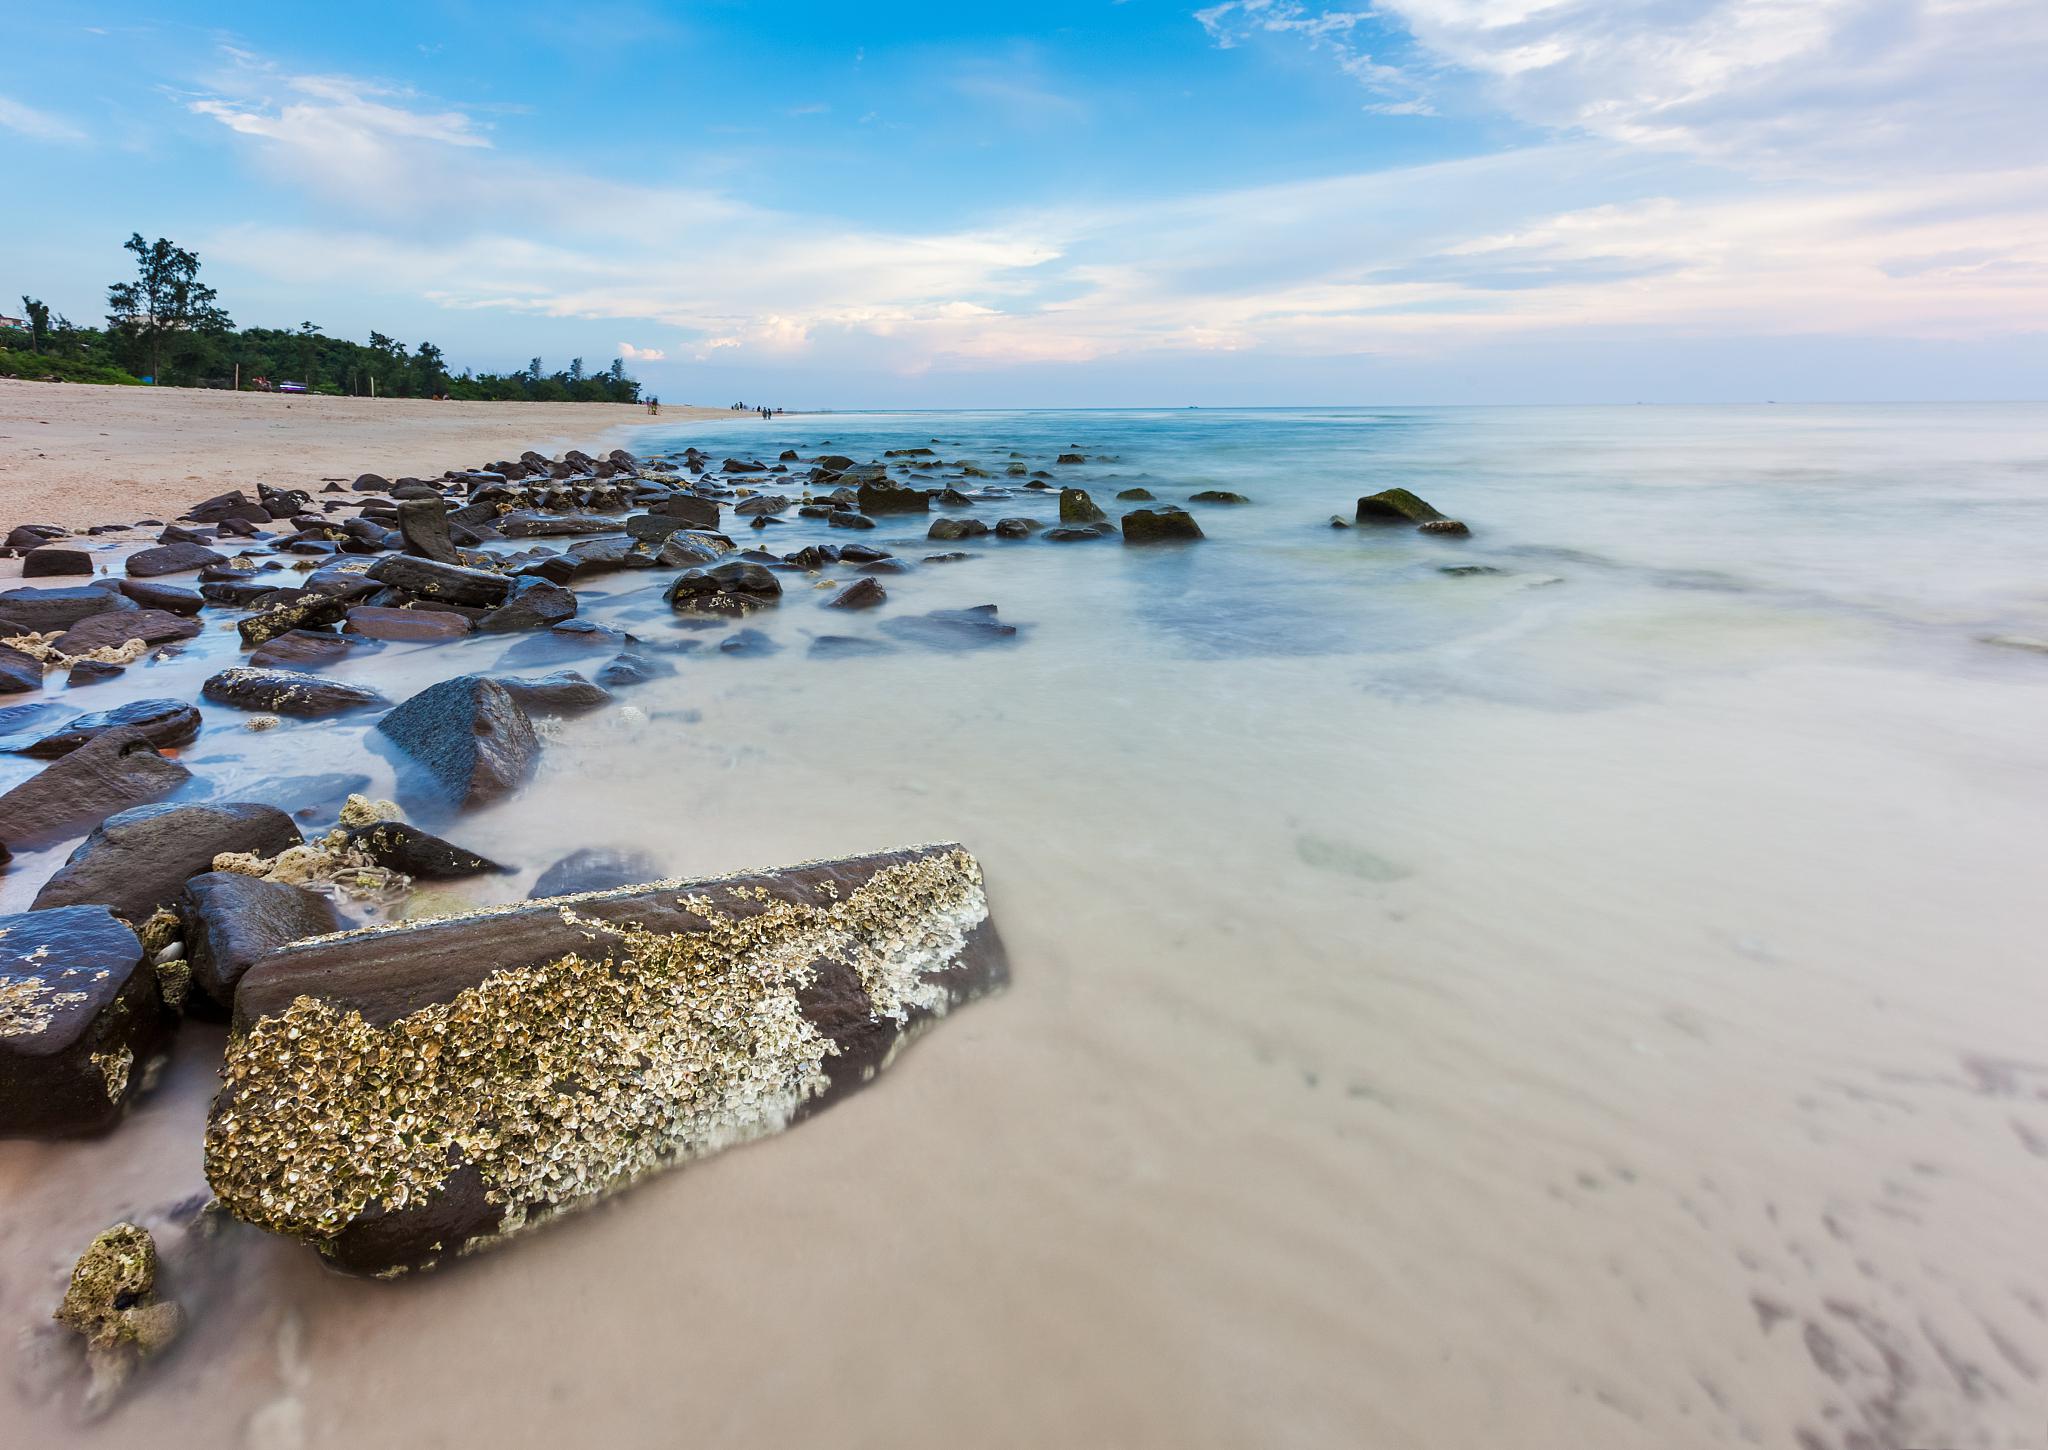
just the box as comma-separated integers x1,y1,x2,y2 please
0,95,86,143
618,342,667,360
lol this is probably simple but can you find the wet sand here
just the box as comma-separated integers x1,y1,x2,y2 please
0,380,723,529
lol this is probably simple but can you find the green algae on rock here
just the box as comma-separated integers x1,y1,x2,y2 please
205,843,1009,1275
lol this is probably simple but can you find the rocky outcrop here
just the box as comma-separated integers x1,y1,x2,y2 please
1120,507,1205,544
857,479,930,515
397,496,461,564
202,667,387,718
664,561,783,617
1,906,166,1137
1059,488,1106,523
31,802,303,924
1355,487,1447,524
1188,490,1248,505
180,872,341,1008
879,605,1021,650
207,844,1008,1273
0,729,190,849
375,676,541,810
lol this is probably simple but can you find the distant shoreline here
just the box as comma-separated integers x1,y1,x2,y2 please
0,381,728,530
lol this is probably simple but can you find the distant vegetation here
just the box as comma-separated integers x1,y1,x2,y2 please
2,233,642,403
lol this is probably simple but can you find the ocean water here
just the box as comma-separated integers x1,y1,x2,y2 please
5,404,2048,1449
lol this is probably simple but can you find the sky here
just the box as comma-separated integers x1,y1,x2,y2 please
2,0,2045,405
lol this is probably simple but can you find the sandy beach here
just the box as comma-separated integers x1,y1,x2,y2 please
0,381,726,529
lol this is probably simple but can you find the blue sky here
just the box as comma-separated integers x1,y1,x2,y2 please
3,0,2045,404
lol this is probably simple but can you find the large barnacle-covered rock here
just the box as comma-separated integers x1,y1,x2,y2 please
206,843,1008,1275
1,906,167,1137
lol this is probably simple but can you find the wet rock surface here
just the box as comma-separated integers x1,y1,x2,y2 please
0,728,191,849
180,871,342,1008
207,844,1008,1274
1121,507,1205,544
665,560,783,616
201,667,387,717
527,846,666,898
375,676,541,810
13,698,202,759
0,905,166,1137
342,821,506,880
30,801,304,924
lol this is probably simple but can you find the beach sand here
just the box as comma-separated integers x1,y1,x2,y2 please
0,380,726,529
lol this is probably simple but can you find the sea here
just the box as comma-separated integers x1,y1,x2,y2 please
4,404,2047,1449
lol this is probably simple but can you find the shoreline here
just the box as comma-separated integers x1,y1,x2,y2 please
0,380,731,530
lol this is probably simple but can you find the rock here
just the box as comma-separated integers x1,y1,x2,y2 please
593,652,672,688
180,873,341,1008
1059,488,1106,523
238,592,348,647
828,510,877,530
208,843,1008,1274
1328,515,1352,529
0,729,190,849
923,552,971,564
496,512,624,538
366,556,511,608
396,496,460,564
115,579,205,615
717,627,781,657
1056,452,1085,465
664,561,783,617
837,543,893,564
1356,487,1448,524
344,606,473,641
202,667,386,718
1044,523,1113,542
126,543,226,577
53,609,202,657
1188,490,1248,504
23,547,93,578
808,635,897,659
1120,507,1205,544
657,533,728,568
784,544,841,571
0,643,43,694
247,630,366,671
5,524,65,550
341,822,505,880
1116,487,1155,501
993,517,1040,538
0,585,138,633
478,577,577,634
376,677,541,810
927,518,989,541
351,473,391,493
32,802,303,923
653,495,721,530
0,906,166,1136
186,491,270,524
15,698,201,759
67,660,126,687
491,670,611,715
826,578,887,610
733,494,792,516
529,846,667,898
857,479,930,514
723,457,768,473
234,773,372,822
879,604,1021,651
52,1221,183,1412
1417,518,1472,537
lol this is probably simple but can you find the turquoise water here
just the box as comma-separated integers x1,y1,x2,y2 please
7,404,2048,1449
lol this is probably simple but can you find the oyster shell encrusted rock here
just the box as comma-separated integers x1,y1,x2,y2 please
206,843,1007,1275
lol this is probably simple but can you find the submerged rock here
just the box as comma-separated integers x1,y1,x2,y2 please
665,561,783,617
1,906,166,1137
1120,507,1205,544
32,802,304,924
528,846,665,898
247,629,369,671
181,872,342,1008
207,844,1009,1274
0,728,191,849
1355,487,1448,524
879,604,1021,651
927,517,989,542
1417,518,1472,537
1188,490,1248,505
857,478,930,515
825,578,887,610
491,669,611,715
376,676,541,810
15,698,201,759
1059,487,1106,523
203,667,386,718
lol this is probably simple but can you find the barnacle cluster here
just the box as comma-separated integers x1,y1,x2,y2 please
206,848,987,1255
1,975,91,1038
210,794,410,905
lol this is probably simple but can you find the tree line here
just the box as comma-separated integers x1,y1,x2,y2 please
2,233,642,403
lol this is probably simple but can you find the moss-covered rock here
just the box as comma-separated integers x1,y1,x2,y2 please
1355,487,1448,524
1059,488,1106,523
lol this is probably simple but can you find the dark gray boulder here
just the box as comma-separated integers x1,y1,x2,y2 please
1188,490,1249,504
375,676,541,810
732,494,792,516
53,609,202,657
478,577,577,634
1059,488,1106,523
0,644,43,694
209,843,1008,1273
1418,519,1472,537
366,556,511,608
1121,507,1205,544
342,821,505,880
826,578,887,610
22,547,93,578
202,667,386,717
593,652,673,687
1,906,166,1137
879,604,1021,651
994,517,1040,538
857,479,929,514
14,699,201,759
397,496,460,564
664,561,783,617
238,592,348,648
0,729,190,849
651,495,719,529
247,630,369,671
30,802,302,924
344,606,473,641
491,670,610,715
1116,487,1155,501
529,846,666,898
125,543,226,577
1355,487,1448,524
115,579,205,616
180,872,340,1009
0,585,137,634
927,518,989,541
